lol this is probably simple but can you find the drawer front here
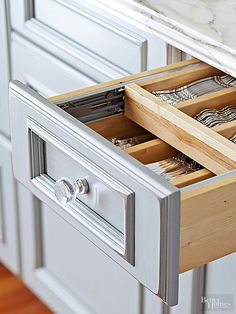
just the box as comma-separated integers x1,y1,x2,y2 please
11,33,96,97
10,0,168,78
44,141,133,243
34,0,147,74
9,81,180,305
18,184,141,314
0,135,19,273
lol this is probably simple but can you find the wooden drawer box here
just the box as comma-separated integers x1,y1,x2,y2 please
9,58,236,306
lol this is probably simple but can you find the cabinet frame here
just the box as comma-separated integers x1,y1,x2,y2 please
0,134,19,273
9,0,168,81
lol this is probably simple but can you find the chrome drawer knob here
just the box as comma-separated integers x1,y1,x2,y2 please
54,177,89,205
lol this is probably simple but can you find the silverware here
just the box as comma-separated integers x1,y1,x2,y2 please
110,133,154,149
194,105,236,127
152,75,236,105
110,72,236,179
146,103,236,180
146,153,201,180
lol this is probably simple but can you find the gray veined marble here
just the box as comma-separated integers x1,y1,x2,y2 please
100,0,236,77
136,0,236,46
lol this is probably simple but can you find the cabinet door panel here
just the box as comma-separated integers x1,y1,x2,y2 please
42,202,141,314
0,136,19,273
17,183,141,314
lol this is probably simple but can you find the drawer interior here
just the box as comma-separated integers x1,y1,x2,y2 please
52,60,236,189
125,63,236,175
49,59,236,272
86,113,213,188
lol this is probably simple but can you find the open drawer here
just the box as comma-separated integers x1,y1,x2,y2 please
9,58,236,306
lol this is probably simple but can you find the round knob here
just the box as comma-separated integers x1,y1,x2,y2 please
54,177,89,205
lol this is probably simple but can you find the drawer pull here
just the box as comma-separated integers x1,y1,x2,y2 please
54,177,89,205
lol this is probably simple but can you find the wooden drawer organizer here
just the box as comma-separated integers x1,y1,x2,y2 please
122,63,236,272
59,59,236,273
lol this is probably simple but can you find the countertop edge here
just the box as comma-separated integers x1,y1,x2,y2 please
98,0,236,77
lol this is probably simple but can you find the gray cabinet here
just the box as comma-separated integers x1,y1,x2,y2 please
17,184,141,314
9,80,180,305
0,135,19,273
8,7,176,310
10,53,236,312
9,0,168,81
0,0,11,137
143,270,204,314
16,175,206,314
0,0,19,274
34,0,147,74
204,255,236,313
168,268,205,314
11,33,96,97
2,1,230,313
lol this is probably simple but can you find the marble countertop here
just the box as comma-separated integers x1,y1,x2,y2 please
101,0,236,76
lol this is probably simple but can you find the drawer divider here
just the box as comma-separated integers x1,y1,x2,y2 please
175,86,236,117
124,138,177,163
213,120,236,138
124,83,236,175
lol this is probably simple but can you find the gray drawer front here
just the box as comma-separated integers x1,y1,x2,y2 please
29,124,134,263
10,0,168,80
45,141,131,235
34,0,147,74
9,81,180,305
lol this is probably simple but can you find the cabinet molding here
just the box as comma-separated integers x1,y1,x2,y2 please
10,0,167,80
0,134,19,273
0,0,11,137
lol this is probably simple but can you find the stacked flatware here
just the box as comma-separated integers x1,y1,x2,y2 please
194,105,236,127
152,74,236,105
110,73,236,180
145,75,236,180
146,104,236,180
110,104,236,180
110,118,236,180
110,133,154,149
146,154,201,180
